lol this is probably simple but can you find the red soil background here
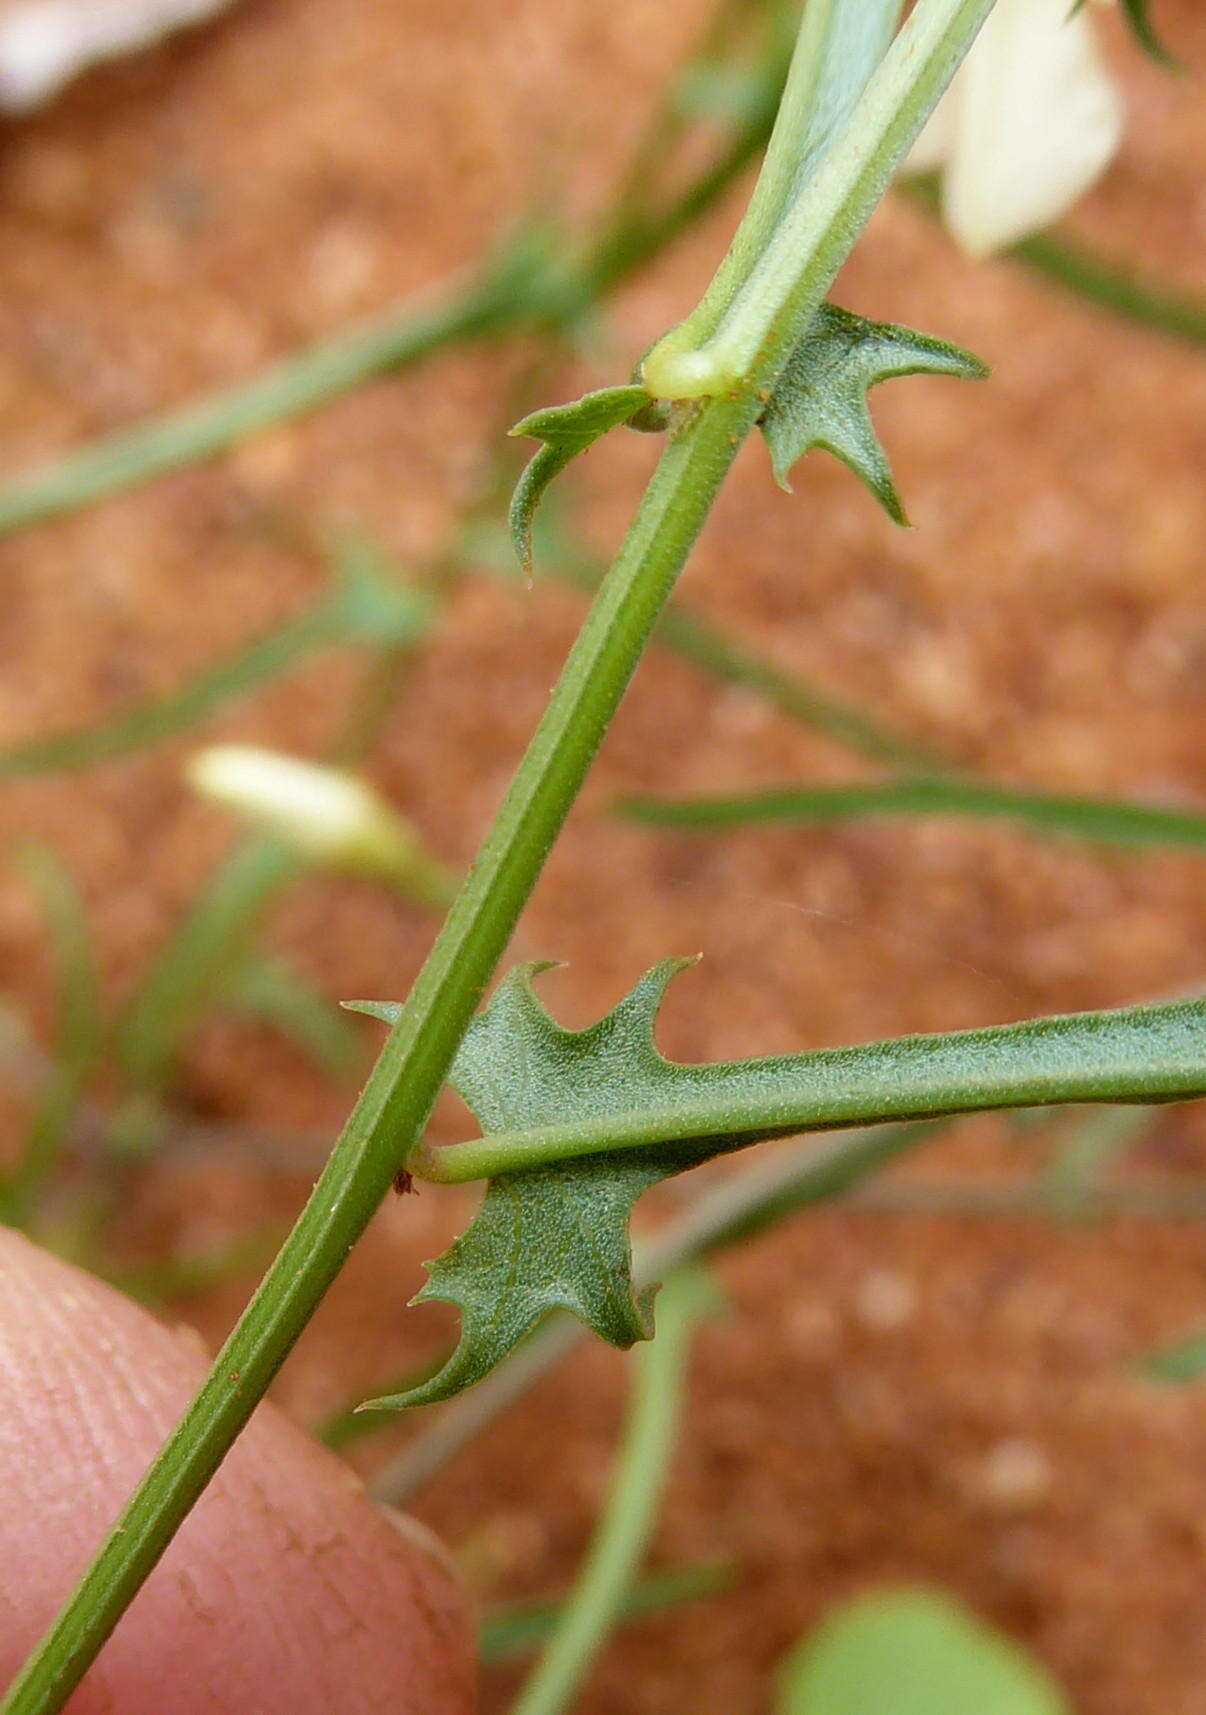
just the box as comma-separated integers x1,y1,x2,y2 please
0,0,1203,1709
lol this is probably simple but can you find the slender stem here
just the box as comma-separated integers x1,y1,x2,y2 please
0,280,514,539
644,0,995,397
542,551,944,768
0,848,102,1227
0,395,750,1715
647,0,902,369
509,1272,710,1715
480,1562,733,1663
1,0,1002,1697
420,999,1205,1185
0,594,364,779
620,776,1206,851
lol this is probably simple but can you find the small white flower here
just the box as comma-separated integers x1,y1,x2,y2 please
906,0,1123,257
186,746,456,911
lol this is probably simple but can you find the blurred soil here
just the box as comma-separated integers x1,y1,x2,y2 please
0,0,1204,1710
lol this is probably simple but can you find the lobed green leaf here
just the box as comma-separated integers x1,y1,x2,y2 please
758,303,986,522
352,964,1205,1408
353,963,721,1407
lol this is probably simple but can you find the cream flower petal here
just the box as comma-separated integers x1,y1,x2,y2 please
187,745,401,867
940,0,1123,257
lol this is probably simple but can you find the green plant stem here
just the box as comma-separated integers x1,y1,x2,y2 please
509,1271,709,1715
372,1120,937,1505
0,392,751,1715
0,279,516,540
0,848,102,1227
480,1561,733,1663
643,0,996,397
0,601,339,780
115,837,300,1092
419,999,1206,1185
620,777,1206,851
0,0,1003,1695
538,548,942,768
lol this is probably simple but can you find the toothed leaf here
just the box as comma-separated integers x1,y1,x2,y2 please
348,969,1204,1410
507,384,653,574
759,302,986,524
352,960,721,1408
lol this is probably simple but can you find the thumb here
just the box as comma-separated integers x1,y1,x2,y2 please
0,1228,474,1713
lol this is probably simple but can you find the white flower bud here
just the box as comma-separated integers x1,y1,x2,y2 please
187,745,454,907
906,0,1123,257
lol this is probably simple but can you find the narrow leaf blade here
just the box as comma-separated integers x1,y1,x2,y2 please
507,384,656,573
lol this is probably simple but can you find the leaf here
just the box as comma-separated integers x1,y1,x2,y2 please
758,302,986,523
1072,0,1178,70
0,844,103,1225
777,1589,1070,1715
618,774,1206,852
1141,1329,1206,1385
352,960,722,1408
508,384,654,574
349,967,1206,1410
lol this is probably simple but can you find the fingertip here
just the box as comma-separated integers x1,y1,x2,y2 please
0,1229,474,1713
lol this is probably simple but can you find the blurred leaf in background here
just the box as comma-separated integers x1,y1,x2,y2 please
777,1589,1069,1715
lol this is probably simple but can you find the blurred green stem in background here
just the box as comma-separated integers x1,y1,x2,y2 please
620,776,1206,853
509,1271,715,1715
0,10,1199,543
0,3,789,542
0,847,102,1228
904,176,1206,347
480,1561,734,1663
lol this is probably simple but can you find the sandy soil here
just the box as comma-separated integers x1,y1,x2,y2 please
0,0,1203,1709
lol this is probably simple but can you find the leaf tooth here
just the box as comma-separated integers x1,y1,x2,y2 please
821,409,908,526
509,443,577,580
605,956,700,1055
342,997,402,1023
858,325,989,386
